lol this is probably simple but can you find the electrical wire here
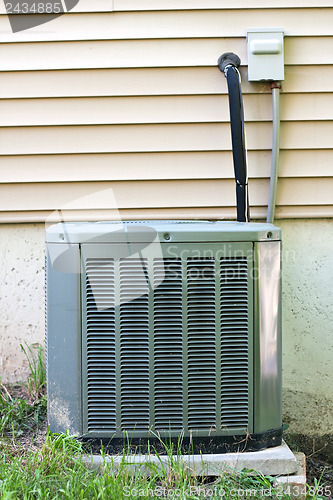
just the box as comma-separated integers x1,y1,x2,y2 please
267,86,281,224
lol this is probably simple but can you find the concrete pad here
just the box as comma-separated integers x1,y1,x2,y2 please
83,440,299,476
274,453,307,499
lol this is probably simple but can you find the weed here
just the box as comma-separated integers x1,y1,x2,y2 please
0,343,46,439
0,384,46,438
20,342,46,400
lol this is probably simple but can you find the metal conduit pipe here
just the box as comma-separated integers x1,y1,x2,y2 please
267,83,281,224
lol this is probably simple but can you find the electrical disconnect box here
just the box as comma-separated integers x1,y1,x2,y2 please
247,28,284,81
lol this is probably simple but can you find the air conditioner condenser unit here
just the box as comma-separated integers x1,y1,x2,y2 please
46,51,283,454
46,220,282,453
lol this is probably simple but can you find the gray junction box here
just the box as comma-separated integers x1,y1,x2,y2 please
46,220,282,453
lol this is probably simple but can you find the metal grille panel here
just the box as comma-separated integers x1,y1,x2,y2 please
119,258,150,430
83,250,251,435
153,259,183,429
220,258,249,428
187,259,216,429
86,258,116,431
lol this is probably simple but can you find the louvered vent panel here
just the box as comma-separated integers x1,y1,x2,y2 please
153,259,183,430
187,259,216,429
85,259,116,431
220,258,249,428
120,258,149,430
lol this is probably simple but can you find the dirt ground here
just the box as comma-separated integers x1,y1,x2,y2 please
306,458,333,496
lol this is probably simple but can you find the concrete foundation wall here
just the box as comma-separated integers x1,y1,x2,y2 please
278,219,333,438
0,224,45,381
0,220,332,439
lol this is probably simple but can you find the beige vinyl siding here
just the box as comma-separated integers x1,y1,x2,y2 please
1,94,333,126
0,9,332,41
6,122,333,155
1,38,333,71
1,178,332,212
0,66,332,98
1,150,331,183
0,4,332,222
113,1,333,10
0,0,113,14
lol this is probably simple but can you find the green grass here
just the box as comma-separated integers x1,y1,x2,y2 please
0,344,46,439
0,430,329,499
0,387,46,438
0,345,329,499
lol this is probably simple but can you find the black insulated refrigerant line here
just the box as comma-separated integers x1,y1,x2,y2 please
218,52,250,223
